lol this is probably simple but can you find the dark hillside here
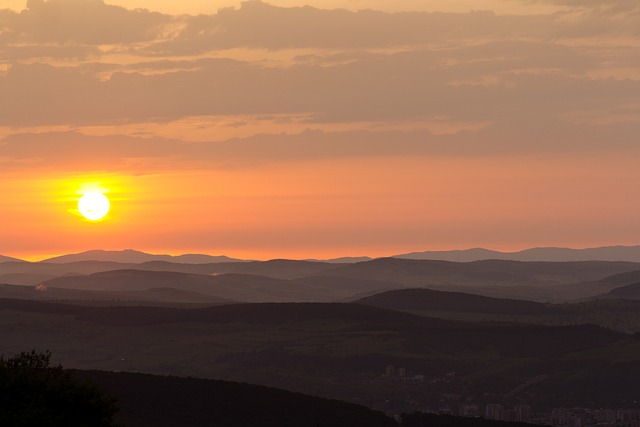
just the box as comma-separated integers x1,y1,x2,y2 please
550,269,640,300
42,269,342,302
0,283,235,305
73,370,396,427
319,258,640,288
356,288,554,315
605,282,640,299
0,255,25,263
0,299,624,358
0,298,636,410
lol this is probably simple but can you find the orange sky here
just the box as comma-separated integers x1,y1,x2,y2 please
1,0,640,260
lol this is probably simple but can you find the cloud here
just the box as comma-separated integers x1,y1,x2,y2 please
1,0,170,45
0,44,100,61
2,43,639,128
2,117,638,174
151,1,546,54
531,0,639,11
1,0,639,164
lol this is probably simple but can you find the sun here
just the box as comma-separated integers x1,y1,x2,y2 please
78,191,110,221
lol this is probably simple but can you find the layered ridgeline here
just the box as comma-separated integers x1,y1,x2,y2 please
395,245,640,262
41,249,244,264
605,282,640,300
1,298,638,412
4,256,640,302
0,255,24,263
355,288,640,333
7,245,640,264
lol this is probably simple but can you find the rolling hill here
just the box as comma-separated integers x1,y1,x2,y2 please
0,259,339,283
4,257,640,302
355,288,553,315
316,258,640,297
0,255,24,263
396,245,640,262
354,288,640,333
1,298,637,411
604,282,640,300
551,269,640,300
0,282,235,306
41,269,348,302
72,370,396,427
41,249,243,264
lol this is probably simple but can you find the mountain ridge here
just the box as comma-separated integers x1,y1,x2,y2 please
6,245,640,266
396,245,640,262
40,249,245,264
0,255,25,263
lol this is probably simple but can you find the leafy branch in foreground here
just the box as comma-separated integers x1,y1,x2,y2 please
0,350,120,427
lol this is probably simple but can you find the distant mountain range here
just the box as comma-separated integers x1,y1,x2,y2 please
40,249,244,264
40,269,346,303
0,255,25,263
306,256,373,263
6,245,640,266
5,255,640,302
395,245,640,262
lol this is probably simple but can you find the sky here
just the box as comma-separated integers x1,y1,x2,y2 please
1,0,640,261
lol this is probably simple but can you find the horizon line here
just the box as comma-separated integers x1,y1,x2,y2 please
4,243,640,263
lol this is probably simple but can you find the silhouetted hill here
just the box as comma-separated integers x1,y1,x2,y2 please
0,282,235,306
0,298,623,354
42,269,345,302
0,298,636,410
298,275,407,296
42,249,242,264
307,256,374,263
72,370,396,427
355,288,554,315
396,248,508,262
0,260,145,280
0,273,56,286
552,269,640,300
354,289,640,334
396,245,640,262
0,255,24,263
605,282,640,300
5,258,640,302
319,258,640,291
222,259,338,279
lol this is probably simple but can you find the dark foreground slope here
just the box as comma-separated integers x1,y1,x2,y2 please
400,413,536,427
1,299,638,412
73,370,396,427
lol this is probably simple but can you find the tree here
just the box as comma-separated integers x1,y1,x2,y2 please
0,350,120,427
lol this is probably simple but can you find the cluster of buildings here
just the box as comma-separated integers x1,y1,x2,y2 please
482,404,534,422
378,366,639,427
454,405,640,427
541,408,640,427
383,365,426,384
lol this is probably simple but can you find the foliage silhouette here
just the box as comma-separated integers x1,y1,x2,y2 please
0,350,120,427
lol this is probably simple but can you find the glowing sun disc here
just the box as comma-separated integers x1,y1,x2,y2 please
78,191,110,221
